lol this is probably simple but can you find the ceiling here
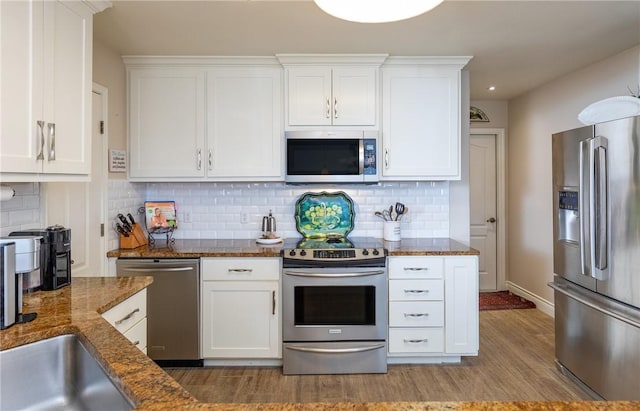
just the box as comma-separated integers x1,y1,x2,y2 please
93,0,640,100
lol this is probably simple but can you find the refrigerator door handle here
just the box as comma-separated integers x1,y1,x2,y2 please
579,139,592,277
593,136,609,279
549,282,640,329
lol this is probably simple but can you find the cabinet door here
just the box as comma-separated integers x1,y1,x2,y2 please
1,0,43,173
382,65,461,179
128,67,206,178
331,67,377,126
207,67,283,179
41,0,92,175
286,67,332,126
444,256,479,354
201,281,280,358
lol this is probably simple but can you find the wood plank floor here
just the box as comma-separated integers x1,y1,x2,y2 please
165,309,591,404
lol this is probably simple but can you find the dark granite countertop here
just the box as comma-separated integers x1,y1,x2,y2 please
107,238,479,259
1,278,636,410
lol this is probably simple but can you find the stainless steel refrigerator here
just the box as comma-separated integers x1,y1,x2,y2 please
551,115,640,400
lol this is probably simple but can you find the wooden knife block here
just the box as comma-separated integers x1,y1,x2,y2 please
119,223,148,249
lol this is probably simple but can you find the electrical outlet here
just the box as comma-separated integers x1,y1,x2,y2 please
241,213,249,224
184,211,192,223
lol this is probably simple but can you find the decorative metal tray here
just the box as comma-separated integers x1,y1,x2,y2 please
294,191,354,238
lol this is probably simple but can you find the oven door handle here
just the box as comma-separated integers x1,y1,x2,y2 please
282,270,386,278
285,343,385,354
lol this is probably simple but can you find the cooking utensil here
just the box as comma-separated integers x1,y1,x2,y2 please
382,209,392,221
394,202,406,221
374,211,387,221
127,213,136,225
389,205,395,221
397,206,409,221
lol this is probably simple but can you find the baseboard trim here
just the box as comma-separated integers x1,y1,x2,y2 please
505,281,554,317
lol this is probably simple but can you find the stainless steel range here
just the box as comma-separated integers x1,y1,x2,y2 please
281,237,388,375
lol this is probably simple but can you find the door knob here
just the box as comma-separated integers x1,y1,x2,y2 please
486,217,496,223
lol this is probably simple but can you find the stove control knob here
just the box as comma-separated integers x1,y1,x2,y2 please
289,250,296,257
362,249,369,256
372,249,380,256
300,250,307,257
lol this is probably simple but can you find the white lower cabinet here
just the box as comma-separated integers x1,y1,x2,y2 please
387,255,478,363
201,258,281,359
102,289,148,354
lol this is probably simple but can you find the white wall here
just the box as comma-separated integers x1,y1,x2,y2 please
508,45,640,304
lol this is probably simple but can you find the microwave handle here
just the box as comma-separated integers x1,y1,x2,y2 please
358,139,365,174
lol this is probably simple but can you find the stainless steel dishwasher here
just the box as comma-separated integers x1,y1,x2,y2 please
116,259,202,367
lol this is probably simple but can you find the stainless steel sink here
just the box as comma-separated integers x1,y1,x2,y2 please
0,334,134,411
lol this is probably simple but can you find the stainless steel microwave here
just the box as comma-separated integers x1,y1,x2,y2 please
285,131,379,184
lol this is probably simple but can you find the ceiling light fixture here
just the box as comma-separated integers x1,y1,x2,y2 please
313,0,445,23
487,86,496,91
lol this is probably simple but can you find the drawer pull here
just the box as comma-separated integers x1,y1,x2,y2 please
404,289,429,294
133,340,140,346
404,338,428,344
228,268,253,273
403,267,429,271
404,313,429,318
115,308,140,325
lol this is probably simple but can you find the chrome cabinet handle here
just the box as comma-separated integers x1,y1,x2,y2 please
47,123,55,160
404,313,429,318
404,289,429,294
115,308,140,325
197,148,202,170
228,268,253,273
326,98,331,119
403,267,429,271
385,149,389,169
334,97,338,118
36,120,45,160
404,338,428,344
272,290,276,315
208,149,213,170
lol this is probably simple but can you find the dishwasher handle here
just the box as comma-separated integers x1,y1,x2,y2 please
119,267,194,273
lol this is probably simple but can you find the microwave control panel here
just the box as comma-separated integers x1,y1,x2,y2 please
363,139,377,175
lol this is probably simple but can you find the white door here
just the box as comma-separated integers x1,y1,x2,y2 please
45,90,106,276
470,134,497,291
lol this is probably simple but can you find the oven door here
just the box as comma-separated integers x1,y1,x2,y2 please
282,266,387,342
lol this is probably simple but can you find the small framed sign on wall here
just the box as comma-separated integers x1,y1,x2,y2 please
109,149,127,172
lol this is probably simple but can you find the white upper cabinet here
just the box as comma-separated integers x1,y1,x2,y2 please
206,66,282,179
381,57,471,180
125,58,283,181
128,67,207,179
1,0,98,181
278,54,387,129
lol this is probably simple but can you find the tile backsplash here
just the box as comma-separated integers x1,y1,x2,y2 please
2,180,451,251
108,181,450,242
0,183,42,236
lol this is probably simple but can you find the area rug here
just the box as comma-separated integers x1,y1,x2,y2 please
479,291,536,311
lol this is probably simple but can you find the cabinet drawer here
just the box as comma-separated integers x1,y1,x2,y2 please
389,301,444,327
202,258,280,281
389,279,444,301
123,317,147,353
102,289,147,334
388,257,443,279
389,328,444,353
